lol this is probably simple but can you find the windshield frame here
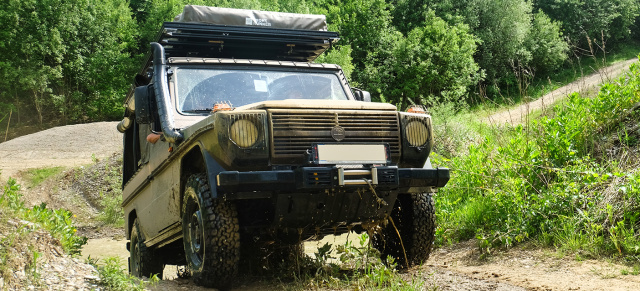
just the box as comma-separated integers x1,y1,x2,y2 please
171,65,353,116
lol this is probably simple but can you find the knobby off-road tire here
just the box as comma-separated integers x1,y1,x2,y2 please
129,218,164,278
372,192,435,268
182,173,240,290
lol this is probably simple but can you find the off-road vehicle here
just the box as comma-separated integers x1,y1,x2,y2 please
117,5,449,289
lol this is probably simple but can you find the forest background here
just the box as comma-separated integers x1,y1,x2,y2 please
0,0,638,128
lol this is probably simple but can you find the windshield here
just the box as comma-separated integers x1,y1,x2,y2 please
175,68,349,113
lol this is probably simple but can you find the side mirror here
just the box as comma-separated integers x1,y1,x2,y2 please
353,89,372,102
135,85,155,124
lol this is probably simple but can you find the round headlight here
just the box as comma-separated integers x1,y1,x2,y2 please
230,119,258,148
405,120,429,147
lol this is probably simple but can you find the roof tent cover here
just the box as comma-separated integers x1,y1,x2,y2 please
174,5,328,31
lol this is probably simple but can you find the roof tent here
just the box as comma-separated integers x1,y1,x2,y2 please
156,5,340,62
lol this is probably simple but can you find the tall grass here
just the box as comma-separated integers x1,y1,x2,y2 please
434,57,640,260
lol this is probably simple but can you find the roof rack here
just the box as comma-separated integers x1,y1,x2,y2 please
158,21,338,62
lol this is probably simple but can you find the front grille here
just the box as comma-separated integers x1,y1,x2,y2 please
269,109,401,164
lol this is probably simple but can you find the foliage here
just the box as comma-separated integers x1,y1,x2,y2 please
91,257,158,291
525,11,569,74
98,190,124,226
315,45,355,80
433,58,640,259
389,0,570,94
468,0,536,83
388,11,481,107
316,0,401,103
96,157,125,226
0,0,140,124
534,0,640,47
0,178,87,254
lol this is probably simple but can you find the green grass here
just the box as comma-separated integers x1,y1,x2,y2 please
89,257,157,291
432,56,640,262
24,167,63,187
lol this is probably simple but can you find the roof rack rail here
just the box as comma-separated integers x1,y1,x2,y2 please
151,21,339,63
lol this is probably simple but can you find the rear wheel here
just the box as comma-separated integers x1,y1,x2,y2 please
129,218,164,278
372,192,436,268
182,173,239,289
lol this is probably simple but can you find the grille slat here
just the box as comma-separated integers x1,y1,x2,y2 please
269,110,401,164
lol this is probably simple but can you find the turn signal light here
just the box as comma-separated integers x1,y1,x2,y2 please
406,105,426,114
213,103,232,113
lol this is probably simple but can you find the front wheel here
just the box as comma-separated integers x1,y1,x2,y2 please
372,192,436,268
182,173,239,289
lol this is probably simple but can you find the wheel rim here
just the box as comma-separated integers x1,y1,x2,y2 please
131,232,140,275
187,207,204,267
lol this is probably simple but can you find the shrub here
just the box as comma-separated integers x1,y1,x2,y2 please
434,58,640,259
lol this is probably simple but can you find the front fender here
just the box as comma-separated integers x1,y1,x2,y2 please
202,149,226,199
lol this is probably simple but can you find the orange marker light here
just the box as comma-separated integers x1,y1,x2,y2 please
407,105,426,114
213,103,232,113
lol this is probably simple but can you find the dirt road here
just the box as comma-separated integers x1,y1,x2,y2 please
486,58,637,125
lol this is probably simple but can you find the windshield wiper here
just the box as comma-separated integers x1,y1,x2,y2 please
182,109,212,113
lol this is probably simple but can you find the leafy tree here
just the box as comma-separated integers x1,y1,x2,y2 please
383,11,481,108
534,0,639,47
467,0,535,83
315,45,356,80
389,0,463,34
312,0,408,102
315,1,481,106
318,0,396,65
525,11,568,74
0,0,139,124
389,0,569,91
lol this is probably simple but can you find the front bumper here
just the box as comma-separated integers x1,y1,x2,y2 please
216,166,450,195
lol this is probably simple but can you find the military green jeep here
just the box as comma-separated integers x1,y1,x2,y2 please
117,5,449,289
